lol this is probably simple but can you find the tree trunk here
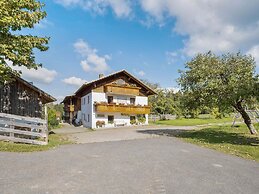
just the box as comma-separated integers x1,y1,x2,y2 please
233,101,258,135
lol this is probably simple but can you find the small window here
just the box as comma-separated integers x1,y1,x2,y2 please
83,114,86,121
108,96,113,104
130,98,135,105
130,116,136,121
83,97,86,105
97,114,105,118
87,96,90,104
87,114,90,122
108,115,114,124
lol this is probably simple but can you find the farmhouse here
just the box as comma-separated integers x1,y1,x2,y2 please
61,94,81,124
62,70,156,129
0,76,56,118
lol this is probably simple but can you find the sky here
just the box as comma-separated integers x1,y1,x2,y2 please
13,0,259,103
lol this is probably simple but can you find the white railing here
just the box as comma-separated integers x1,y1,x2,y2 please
0,112,48,145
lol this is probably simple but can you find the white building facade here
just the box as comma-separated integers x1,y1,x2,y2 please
76,70,156,129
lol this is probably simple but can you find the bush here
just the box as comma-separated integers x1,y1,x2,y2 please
130,119,136,125
211,107,223,119
137,115,146,124
48,108,59,130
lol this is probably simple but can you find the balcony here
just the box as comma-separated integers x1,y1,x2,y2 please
95,102,150,114
104,84,140,96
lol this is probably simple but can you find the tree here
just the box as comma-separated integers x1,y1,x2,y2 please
141,79,183,116
48,108,59,130
179,52,258,134
0,0,49,83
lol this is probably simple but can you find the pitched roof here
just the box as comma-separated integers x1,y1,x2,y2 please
75,70,157,96
61,94,78,104
15,76,56,103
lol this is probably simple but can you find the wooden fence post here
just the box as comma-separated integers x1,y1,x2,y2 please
44,105,48,143
10,118,14,140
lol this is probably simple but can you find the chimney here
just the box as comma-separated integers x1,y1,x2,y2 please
99,74,104,79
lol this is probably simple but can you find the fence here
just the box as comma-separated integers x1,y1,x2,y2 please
149,114,176,121
0,112,48,145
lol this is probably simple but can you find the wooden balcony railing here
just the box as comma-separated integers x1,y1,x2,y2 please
104,84,140,96
95,103,150,114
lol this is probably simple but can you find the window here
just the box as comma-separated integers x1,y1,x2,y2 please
108,96,113,104
83,97,86,105
87,114,90,122
108,115,114,124
97,114,105,118
83,114,86,121
130,98,135,105
130,116,136,121
87,96,90,104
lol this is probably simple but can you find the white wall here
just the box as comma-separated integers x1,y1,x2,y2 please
135,96,148,105
81,93,93,128
81,91,149,129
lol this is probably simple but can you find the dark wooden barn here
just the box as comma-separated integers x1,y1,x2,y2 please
0,76,56,118
61,95,81,124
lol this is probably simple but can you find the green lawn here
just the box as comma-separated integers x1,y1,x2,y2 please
175,125,259,162
0,134,72,152
150,117,233,126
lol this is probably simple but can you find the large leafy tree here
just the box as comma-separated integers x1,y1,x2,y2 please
0,0,49,83
179,52,258,134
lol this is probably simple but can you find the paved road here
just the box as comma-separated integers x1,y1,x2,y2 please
54,124,197,143
0,137,258,194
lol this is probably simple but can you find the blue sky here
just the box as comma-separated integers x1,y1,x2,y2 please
14,0,259,102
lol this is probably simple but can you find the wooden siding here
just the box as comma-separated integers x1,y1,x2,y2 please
95,103,150,114
62,96,81,123
104,84,140,96
93,86,104,93
0,80,43,118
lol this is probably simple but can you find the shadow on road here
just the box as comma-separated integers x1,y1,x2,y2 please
137,128,259,146
137,129,187,137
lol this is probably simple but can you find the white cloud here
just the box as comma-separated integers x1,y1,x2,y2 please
165,87,180,93
166,51,186,65
138,70,145,76
55,0,132,18
56,0,259,60
133,69,145,77
246,45,259,66
7,60,57,84
63,76,87,86
55,95,66,104
139,0,259,57
74,39,110,73
35,19,54,29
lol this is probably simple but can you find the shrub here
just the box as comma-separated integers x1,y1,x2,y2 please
48,108,59,130
137,114,146,124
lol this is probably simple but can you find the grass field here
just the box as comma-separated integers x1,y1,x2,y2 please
150,117,233,126
175,124,259,161
0,134,72,152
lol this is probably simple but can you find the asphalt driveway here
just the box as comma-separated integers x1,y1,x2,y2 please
54,124,197,143
0,137,258,194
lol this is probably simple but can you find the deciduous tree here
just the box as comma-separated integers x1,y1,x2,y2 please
179,52,258,134
0,0,49,83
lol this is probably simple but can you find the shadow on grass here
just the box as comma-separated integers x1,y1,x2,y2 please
138,128,259,146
